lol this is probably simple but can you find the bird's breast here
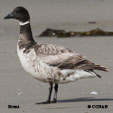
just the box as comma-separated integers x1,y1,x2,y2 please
17,45,61,83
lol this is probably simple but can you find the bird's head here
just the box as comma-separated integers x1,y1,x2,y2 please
4,6,30,23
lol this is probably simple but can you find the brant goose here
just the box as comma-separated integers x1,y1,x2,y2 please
4,6,108,104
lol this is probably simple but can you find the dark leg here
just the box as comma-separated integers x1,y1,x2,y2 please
36,82,53,104
52,83,58,103
47,82,53,103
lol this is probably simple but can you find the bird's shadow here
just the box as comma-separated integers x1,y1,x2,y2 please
57,97,113,103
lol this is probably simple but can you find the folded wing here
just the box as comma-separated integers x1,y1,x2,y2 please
34,43,108,72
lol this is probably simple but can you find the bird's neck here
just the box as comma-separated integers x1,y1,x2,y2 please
19,21,35,42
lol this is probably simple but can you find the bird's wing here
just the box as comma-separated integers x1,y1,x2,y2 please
33,43,107,71
33,43,86,69
40,52,85,69
33,43,73,55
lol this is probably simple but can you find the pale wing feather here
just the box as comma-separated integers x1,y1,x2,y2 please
33,43,107,71
33,43,86,69
34,43,73,55
39,53,85,69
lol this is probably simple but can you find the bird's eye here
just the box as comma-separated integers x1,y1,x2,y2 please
15,9,22,14
16,10,20,13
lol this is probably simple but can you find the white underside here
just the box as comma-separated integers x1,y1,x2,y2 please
17,46,96,84
60,69,96,83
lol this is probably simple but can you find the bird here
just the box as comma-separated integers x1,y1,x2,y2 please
4,6,108,104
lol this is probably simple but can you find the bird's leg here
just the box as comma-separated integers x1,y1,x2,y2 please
46,82,53,103
36,82,53,104
52,83,58,103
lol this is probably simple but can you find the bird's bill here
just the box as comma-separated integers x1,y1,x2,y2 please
4,12,14,19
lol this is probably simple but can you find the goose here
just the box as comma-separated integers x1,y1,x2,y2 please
4,6,108,104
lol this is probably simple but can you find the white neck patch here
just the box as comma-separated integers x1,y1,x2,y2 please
19,21,30,26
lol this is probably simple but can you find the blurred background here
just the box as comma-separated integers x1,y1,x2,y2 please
1,0,113,36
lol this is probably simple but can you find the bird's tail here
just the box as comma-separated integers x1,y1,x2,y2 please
88,64,108,72
76,60,108,72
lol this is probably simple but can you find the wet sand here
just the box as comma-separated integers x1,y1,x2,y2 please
0,0,113,113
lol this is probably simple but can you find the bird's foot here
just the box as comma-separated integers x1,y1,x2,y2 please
36,99,57,104
36,100,51,104
51,98,57,103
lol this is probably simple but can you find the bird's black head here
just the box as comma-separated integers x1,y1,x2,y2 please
4,6,30,22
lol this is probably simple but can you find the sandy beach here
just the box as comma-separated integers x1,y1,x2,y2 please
0,0,113,113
